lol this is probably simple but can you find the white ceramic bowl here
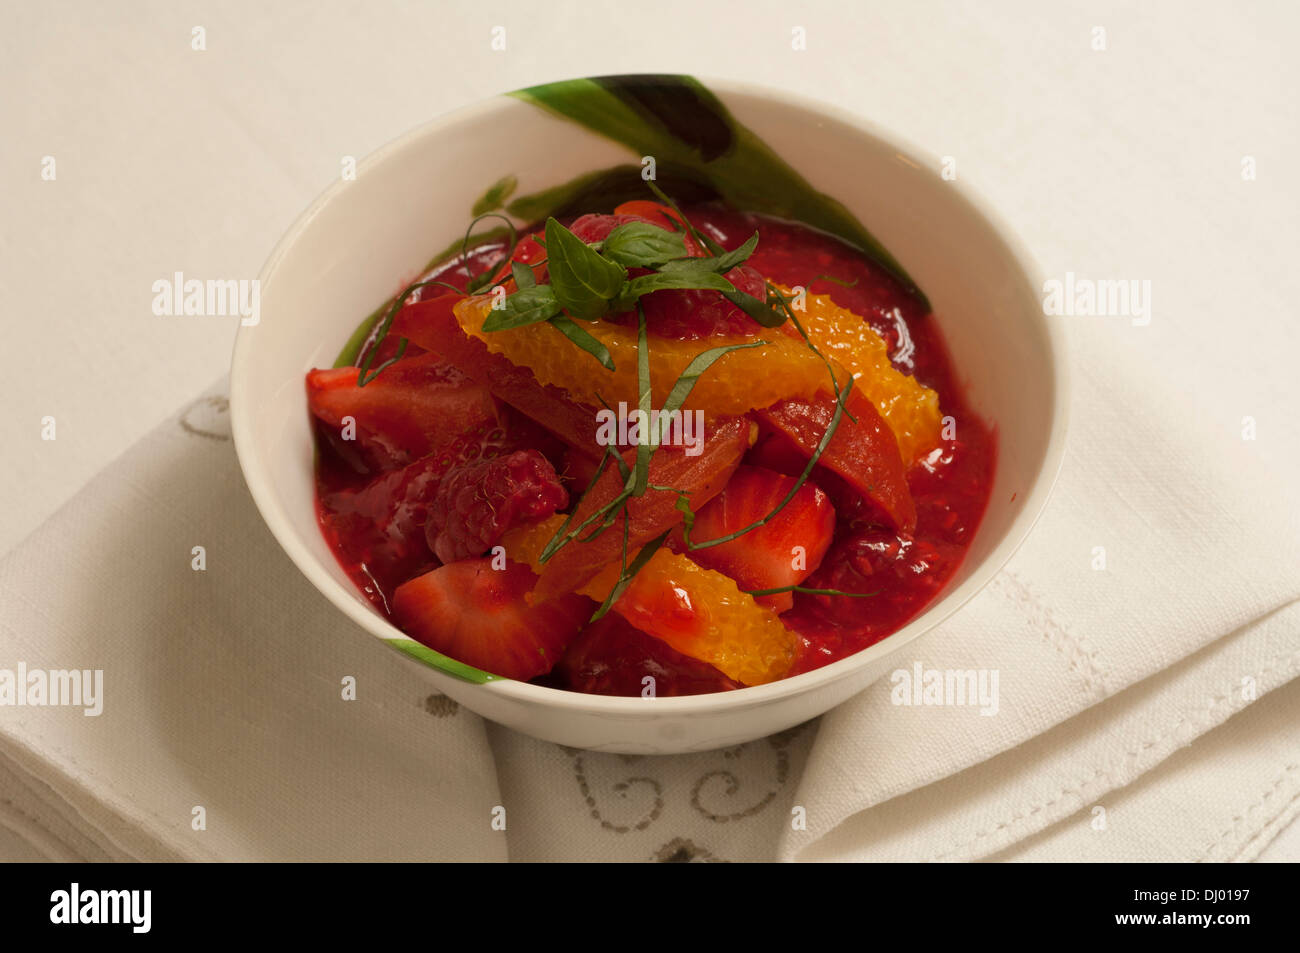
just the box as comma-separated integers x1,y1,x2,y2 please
231,76,1067,754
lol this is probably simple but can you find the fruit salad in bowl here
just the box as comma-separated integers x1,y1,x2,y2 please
232,75,1064,751
308,193,994,694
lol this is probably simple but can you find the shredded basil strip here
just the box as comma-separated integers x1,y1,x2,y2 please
462,212,519,294
743,584,878,599
357,278,463,387
645,180,725,255
549,313,615,370
588,529,672,622
629,302,655,497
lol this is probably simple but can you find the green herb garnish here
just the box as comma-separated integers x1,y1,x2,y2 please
510,260,536,289
515,190,854,611
645,179,725,255
813,273,859,288
480,284,560,331
549,313,615,371
601,221,688,267
356,278,464,387
544,216,628,319
743,585,878,599
462,212,520,294
360,183,860,620
658,232,758,275
589,529,672,622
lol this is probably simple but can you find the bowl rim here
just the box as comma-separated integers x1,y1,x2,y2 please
231,74,1069,716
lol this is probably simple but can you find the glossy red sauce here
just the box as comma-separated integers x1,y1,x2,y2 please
313,205,995,685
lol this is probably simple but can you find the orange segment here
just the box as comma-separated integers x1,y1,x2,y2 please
502,515,796,685
500,514,565,574
590,548,796,686
453,294,847,416
455,288,941,465
773,285,942,464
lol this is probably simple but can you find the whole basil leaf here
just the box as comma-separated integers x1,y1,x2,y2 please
660,339,766,414
545,217,627,320
481,284,561,332
601,222,687,267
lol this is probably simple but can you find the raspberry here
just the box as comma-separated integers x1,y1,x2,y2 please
567,212,658,244
800,527,961,633
635,263,768,340
428,450,568,564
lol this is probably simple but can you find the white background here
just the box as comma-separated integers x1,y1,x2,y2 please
2,0,1297,859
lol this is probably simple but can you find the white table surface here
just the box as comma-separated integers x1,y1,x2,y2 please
2,0,1296,860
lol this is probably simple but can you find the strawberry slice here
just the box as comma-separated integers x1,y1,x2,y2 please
553,613,742,696
392,560,593,681
744,426,812,475
673,465,835,613
754,387,916,533
307,352,500,473
532,414,750,601
391,294,605,462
